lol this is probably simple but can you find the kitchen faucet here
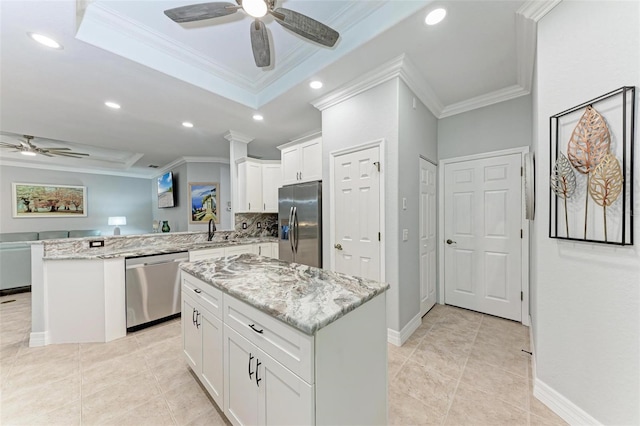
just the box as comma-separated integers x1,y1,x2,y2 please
208,218,216,241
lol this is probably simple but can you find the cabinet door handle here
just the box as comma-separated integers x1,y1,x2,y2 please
258,246,261,255
249,323,264,334
248,353,254,379
264,203,266,211
255,358,262,387
249,202,251,210
195,311,201,329
194,288,201,294
192,308,197,326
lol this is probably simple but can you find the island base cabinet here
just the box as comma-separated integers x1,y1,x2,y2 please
181,278,224,409
224,325,313,426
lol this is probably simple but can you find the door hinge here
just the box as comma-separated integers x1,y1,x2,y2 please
521,166,523,176
520,229,523,238
378,232,381,241
374,161,380,172
521,291,523,301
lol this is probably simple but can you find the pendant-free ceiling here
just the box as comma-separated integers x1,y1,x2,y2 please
164,0,340,67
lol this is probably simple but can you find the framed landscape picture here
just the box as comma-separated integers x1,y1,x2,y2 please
189,182,219,224
12,183,87,218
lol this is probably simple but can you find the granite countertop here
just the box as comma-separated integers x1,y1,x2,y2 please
180,253,390,335
43,237,277,260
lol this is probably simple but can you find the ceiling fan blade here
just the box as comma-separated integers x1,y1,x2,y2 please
164,2,239,23
48,151,88,158
45,147,72,151
250,20,271,67
273,8,339,47
0,142,19,148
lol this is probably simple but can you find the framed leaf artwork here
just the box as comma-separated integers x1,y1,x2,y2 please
549,86,635,245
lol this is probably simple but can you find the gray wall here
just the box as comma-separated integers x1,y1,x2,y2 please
322,77,438,333
152,163,188,233
151,162,232,233
0,165,152,235
533,1,639,424
438,95,532,159
321,78,401,331
397,80,438,327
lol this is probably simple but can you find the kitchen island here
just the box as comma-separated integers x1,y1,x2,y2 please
180,254,389,426
28,232,277,347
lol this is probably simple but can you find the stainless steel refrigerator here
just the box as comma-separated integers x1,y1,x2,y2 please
278,181,322,267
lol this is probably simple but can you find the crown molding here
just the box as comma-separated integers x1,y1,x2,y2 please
311,54,406,112
439,84,530,118
223,131,254,144
311,54,444,117
277,130,322,151
0,158,155,178
518,0,562,22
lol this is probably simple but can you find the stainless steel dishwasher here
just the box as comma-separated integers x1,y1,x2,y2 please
125,251,188,330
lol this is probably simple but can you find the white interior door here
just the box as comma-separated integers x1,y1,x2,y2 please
419,158,437,316
443,153,522,321
332,145,381,281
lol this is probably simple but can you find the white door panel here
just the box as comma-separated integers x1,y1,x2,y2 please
333,146,381,282
419,158,437,316
444,153,522,321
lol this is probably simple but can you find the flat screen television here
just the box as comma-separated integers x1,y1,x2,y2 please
157,171,175,208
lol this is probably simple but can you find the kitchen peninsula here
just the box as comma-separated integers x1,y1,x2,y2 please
28,231,277,347
180,254,389,425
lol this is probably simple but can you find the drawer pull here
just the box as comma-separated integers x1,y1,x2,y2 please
249,324,264,334
192,308,197,326
255,359,262,386
194,288,202,294
248,353,254,379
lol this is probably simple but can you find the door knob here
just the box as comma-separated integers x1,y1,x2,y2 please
446,239,456,245
334,243,343,250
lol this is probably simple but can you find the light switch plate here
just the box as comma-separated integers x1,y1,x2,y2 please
402,229,409,241
402,198,407,210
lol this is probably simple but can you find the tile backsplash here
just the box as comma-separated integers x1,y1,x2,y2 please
234,213,278,237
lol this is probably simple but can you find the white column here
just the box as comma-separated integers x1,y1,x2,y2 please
224,131,253,229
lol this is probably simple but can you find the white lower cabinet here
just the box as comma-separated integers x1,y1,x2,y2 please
224,325,313,426
182,271,387,426
182,275,224,408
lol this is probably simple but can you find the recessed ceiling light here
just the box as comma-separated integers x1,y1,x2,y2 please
425,8,446,26
253,114,264,121
182,122,194,128
105,101,121,109
309,80,323,89
28,32,63,49
21,151,37,156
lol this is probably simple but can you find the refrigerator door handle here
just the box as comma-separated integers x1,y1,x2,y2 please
289,206,295,253
293,206,299,253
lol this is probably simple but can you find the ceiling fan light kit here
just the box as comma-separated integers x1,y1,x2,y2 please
0,135,90,158
164,0,340,67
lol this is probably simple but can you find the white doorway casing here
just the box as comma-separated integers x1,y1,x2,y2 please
419,157,437,316
329,139,385,284
438,147,530,325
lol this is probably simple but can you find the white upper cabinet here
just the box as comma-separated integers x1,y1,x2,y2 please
237,159,281,213
278,136,322,186
261,163,281,212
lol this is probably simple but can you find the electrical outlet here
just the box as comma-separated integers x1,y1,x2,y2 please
242,222,247,229
402,229,409,241
256,222,261,229
89,240,104,248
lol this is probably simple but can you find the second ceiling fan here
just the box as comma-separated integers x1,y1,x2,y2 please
164,0,340,67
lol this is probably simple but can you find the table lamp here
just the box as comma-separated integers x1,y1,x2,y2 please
108,216,127,235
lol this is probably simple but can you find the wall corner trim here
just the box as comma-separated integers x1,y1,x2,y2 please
387,312,421,347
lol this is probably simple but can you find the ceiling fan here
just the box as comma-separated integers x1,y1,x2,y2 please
0,135,90,158
164,0,340,67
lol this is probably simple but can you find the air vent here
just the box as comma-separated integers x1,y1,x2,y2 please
148,165,159,168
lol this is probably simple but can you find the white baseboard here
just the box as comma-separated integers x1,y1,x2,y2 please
534,379,602,425
387,313,421,347
529,316,602,426
29,331,49,347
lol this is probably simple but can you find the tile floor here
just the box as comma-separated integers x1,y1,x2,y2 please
0,292,566,425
